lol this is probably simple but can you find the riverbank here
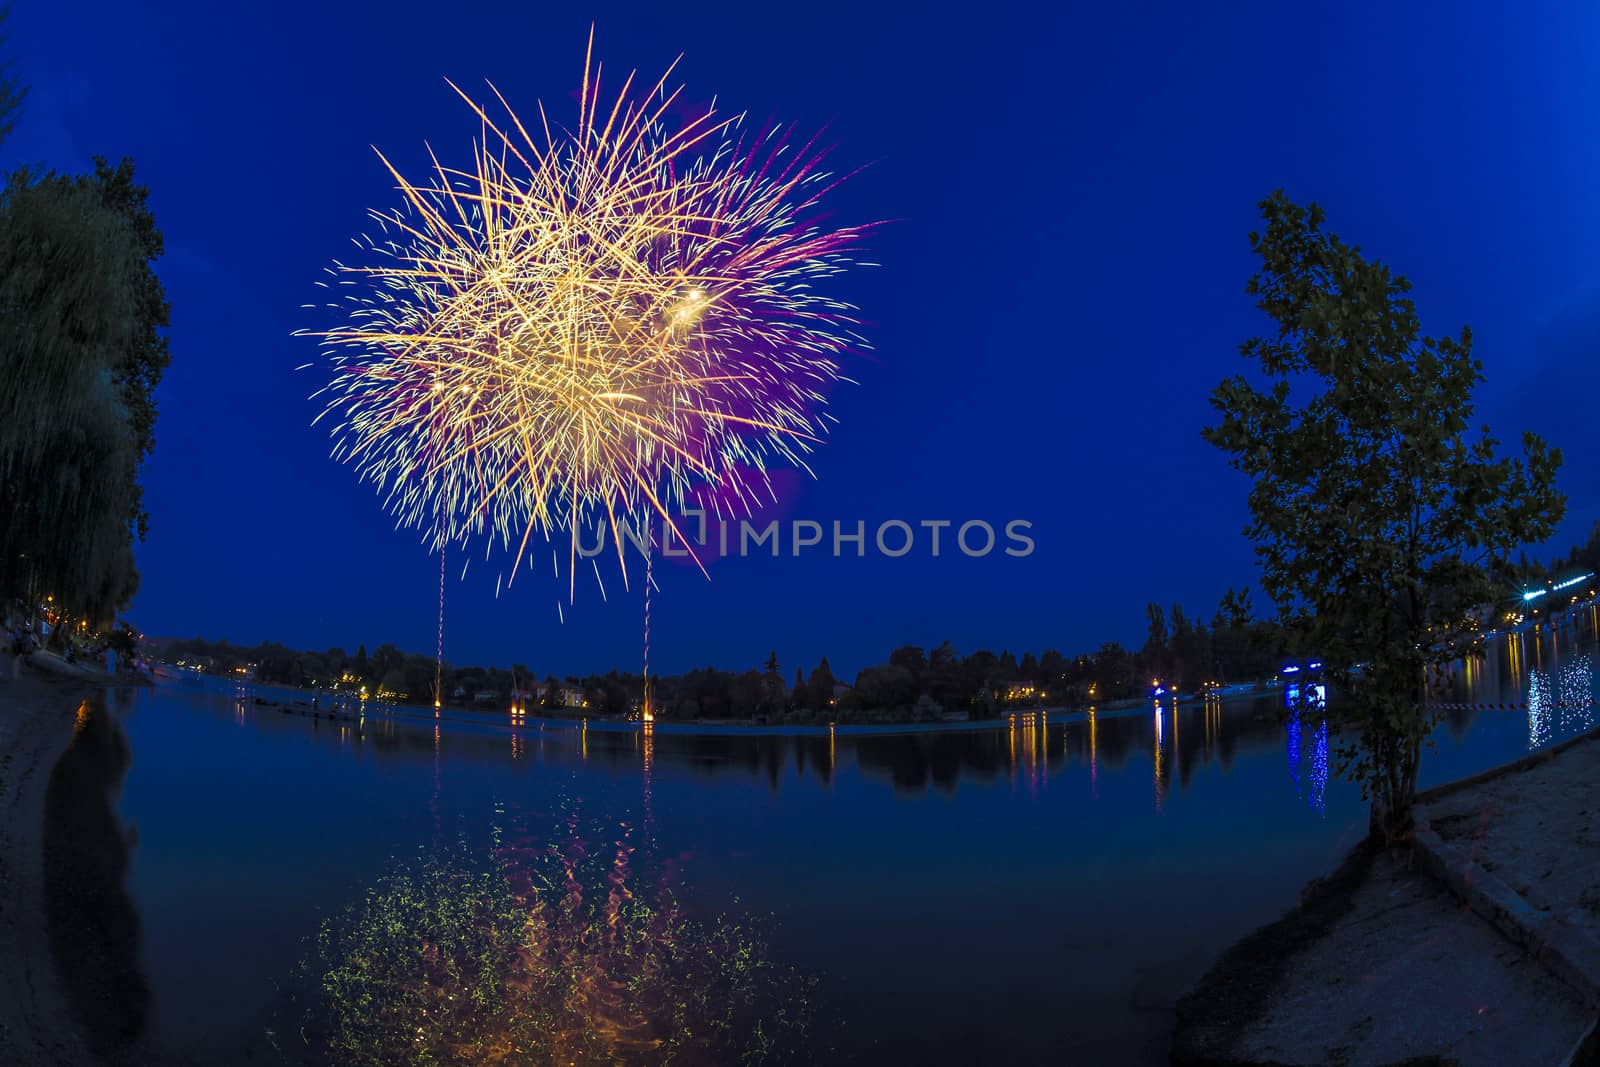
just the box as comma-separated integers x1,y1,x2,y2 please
1172,728,1600,1066
163,666,1286,741
0,662,96,1064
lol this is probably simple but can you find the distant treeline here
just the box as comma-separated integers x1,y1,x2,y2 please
151,518,1600,723
150,586,1295,723
1516,519,1600,587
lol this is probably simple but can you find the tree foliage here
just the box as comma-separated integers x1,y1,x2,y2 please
0,7,24,145
0,32,168,627
1205,191,1565,838
0,171,144,621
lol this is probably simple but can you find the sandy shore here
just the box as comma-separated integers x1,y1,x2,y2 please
0,660,193,1067
0,659,98,1065
1173,730,1600,1066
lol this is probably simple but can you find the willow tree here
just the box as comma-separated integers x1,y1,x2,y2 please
0,6,23,145
0,12,167,628
1205,192,1564,841
0,166,159,627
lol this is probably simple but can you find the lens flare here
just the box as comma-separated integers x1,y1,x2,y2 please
306,33,872,599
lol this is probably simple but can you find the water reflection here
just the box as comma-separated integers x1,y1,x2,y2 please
1008,711,1047,795
1426,611,1600,754
1087,708,1098,798
1201,693,1223,763
291,804,816,1066
1526,652,1596,749
1153,704,1166,812
43,695,149,1054
170,656,1600,817
340,700,1305,808
1529,667,1552,749
1283,684,1329,814
110,648,1600,1067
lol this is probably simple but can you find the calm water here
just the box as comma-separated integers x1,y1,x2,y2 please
53,615,1600,1065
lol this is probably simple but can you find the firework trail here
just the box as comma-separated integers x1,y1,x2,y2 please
307,33,872,607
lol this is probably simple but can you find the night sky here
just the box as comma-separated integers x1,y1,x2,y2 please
9,1,1600,677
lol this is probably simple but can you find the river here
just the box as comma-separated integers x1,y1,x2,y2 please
50,614,1600,1064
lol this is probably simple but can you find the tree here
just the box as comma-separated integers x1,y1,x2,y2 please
0,7,25,145
760,651,784,715
791,668,808,712
1205,191,1564,840
1169,604,1211,687
887,645,926,680
959,649,1000,715
370,643,404,686
0,24,165,629
86,157,170,539
853,663,916,711
1219,587,1252,631
926,641,961,707
806,659,837,711
378,668,407,698
1141,603,1169,680
0,170,145,626
1549,520,1600,579
1089,642,1133,700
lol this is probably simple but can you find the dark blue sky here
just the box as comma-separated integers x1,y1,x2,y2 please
10,1,1600,677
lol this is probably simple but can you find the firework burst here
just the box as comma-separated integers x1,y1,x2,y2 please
307,34,871,598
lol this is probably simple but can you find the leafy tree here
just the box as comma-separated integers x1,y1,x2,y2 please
790,668,808,712
887,645,926,680
1169,604,1211,687
1090,642,1134,700
402,653,440,703
0,170,144,625
106,623,139,657
1547,520,1600,580
1219,587,1253,631
959,649,1000,716
759,651,784,714
370,643,404,685
377,668,407,697
853,663,916,711
86,157,171,539
0,7,24,145
926,641,962,707
1205,191,1564,840
1038,649,1067,694
806,658,837,711
1141,603,1170,682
